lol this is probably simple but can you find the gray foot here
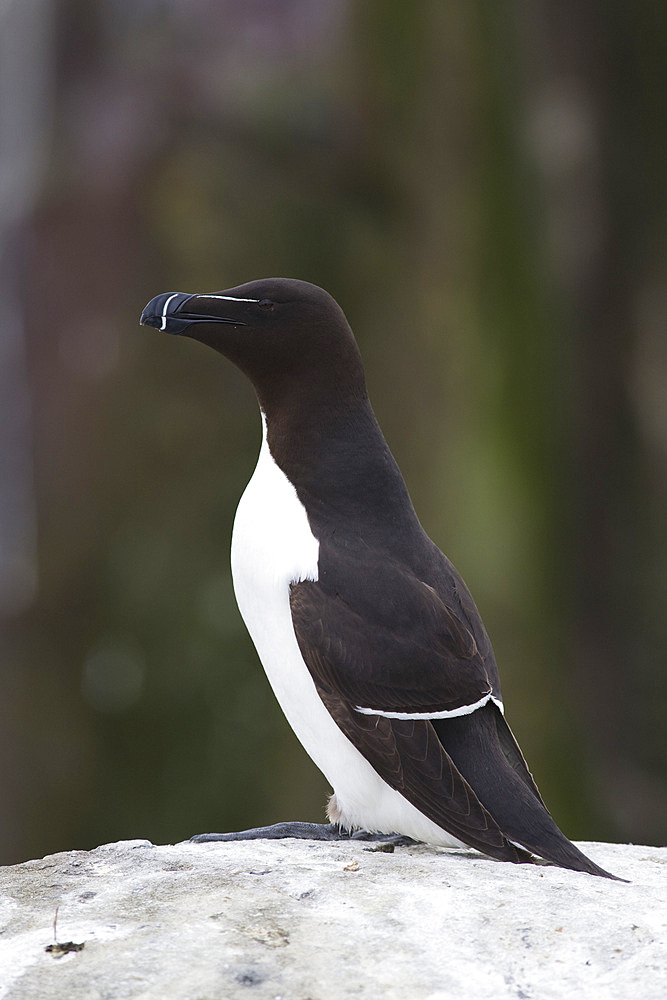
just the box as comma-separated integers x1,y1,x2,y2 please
188,821,416,847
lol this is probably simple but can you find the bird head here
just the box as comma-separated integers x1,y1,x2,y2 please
140,278,366,415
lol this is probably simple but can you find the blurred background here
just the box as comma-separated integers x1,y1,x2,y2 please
0,0,665,867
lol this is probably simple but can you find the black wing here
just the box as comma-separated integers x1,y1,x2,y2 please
291,550,499,716
289,571,532,864
290,568,617,877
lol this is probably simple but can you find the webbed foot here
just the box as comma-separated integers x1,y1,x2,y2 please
187,821,416,846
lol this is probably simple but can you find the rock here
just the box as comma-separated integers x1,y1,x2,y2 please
0,838,665,999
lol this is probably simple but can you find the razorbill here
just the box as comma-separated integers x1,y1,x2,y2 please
140,278,618,879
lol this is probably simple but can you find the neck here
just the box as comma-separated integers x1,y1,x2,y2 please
261,392,425,553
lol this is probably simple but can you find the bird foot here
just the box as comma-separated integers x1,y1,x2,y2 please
187,821,416,846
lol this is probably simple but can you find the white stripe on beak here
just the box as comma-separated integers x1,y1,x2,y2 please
160,292,182,332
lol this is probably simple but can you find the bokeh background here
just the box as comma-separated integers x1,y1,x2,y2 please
1,0,665,867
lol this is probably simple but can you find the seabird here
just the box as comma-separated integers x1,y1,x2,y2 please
140,278,618,879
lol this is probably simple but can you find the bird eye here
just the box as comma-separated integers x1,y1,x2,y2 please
258,298,274,310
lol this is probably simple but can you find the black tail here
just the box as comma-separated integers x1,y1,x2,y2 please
433,704,623,880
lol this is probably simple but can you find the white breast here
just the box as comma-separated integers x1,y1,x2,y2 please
230,414,464,848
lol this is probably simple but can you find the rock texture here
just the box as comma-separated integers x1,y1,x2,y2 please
0,838,665,999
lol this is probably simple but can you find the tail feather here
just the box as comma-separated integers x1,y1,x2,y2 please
493,710,547,808
433,704,623,880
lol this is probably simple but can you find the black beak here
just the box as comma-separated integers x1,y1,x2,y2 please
140,292,246,335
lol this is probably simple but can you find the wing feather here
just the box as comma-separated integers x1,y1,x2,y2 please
290,556,498,717
291,584,530,863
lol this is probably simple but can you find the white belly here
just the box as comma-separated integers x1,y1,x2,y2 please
229,417,464,847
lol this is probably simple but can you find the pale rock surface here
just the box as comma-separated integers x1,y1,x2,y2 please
0,838,664,999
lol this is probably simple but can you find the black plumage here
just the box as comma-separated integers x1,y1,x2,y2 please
141,277,619,879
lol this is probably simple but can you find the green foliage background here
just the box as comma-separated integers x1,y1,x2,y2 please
1,0,665,864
